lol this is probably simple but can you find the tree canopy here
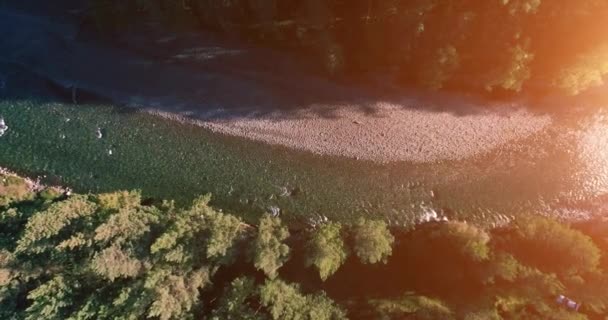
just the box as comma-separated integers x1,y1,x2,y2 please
1,176,608,319
306,222,348,281
88,0,608,96
253,214,290,279
351,218,394,264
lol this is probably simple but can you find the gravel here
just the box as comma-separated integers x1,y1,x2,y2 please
152,102,552,163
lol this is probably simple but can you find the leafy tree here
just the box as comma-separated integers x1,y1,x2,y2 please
0,174,35,207
463,308,501,320
483,252,522,284
15,195,98,254
38,187,63,203
4,174,608,320
210,277,266,320
484,43,534,92
419,45,460,90
553,44,608,95
351,218,394,264
507,216,601,277
430,221,491,263
370,293,454,320
91,245,143,281
144,267,211,320
96,190,142,211
25,275,75,320
259,279,346,320
253,214,290,279
306,222,347,281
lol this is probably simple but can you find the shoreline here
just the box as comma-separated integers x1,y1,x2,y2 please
0,166,45,192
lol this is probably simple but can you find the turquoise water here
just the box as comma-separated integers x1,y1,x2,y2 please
0,98,606,226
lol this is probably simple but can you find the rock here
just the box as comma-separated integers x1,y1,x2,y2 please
268,206,281,217
0,117,8,137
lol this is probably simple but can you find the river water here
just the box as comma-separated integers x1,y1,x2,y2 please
1,68,607,227
1,7,608,226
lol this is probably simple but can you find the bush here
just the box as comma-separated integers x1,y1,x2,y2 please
351,218,394,264
553,44,608,95
430,221,491,262
253,214,290,279
370,293,454,320
0,174,34,207
507,216,601,276
306,222,348,281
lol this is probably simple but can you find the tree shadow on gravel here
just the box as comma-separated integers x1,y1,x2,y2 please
1,6,581,125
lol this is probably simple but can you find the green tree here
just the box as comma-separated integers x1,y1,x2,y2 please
351,218,394,264
259,279,346,320
507,216,601,277
430,221,491,262
210,277,266,320
25,275,75,320
306,222,348,281
0,174,34,207
253,214,290,279
15,195,98,254
553,44,608,95
370,293,454,320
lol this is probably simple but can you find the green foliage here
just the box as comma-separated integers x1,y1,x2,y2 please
430,221,491,262
91,245,143,281
79,0,608,95
259,279,346,320
16,195,98,254
370,293,454,320
484,252,522,284
145,267,211,320
553,44,608,95
351,218,394,264
96,190,142,211
38,187,63,202
94,205,160,246
463,308,501,320
204,208,245,261
253,214,290,279
0,174,34,207
306,222,348,281
25,275,75,320
4,175,608,319
151,195,245,265
419,46,460,90
485,43,534,92
210,277,266,320
508,216,601,276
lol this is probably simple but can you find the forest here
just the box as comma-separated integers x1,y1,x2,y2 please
87,0,608,96
1,173,608,319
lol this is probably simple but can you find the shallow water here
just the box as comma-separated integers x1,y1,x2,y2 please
1,4,608,225
1,78,607,227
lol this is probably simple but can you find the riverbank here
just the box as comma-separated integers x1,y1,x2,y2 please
0,8,553,163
